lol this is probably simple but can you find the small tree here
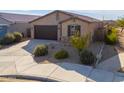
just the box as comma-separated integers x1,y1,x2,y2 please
116,17,124,32
105,27,117,45
70,31,90,52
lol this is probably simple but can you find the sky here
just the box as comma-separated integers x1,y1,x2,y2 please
0,10,124,20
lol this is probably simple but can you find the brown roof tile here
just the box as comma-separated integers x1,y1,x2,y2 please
30,10,100,23
58,10,100,22
0,12,39,23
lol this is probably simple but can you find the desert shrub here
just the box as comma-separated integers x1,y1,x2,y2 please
105,27,117,45
54,49,69,59
0,45,2,49
80,49,97,66
13,32,23,42
70,32,90,52
33,44,48,57
116,17,124,32
0,33,15,45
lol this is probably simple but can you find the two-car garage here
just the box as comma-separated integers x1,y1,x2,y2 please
34,25,58,40
30,10,101,41
30,11,72,40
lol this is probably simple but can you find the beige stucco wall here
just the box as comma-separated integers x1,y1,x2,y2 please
30,11,101,41
61,18,101,41
89,22,102,32
88,22,103,40
30,12,70,25
61,19,89,37
31,13,58,26
9,23,30,37
30,11,71,39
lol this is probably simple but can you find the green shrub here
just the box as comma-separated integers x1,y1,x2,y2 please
80,49,96,66
0,33,15,45
70,32,90,52
13,32,23,42
33,44,48,57
105,27,117,45
54,49,69,59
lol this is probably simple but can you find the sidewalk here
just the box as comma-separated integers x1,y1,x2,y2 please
96,53,124,72
0,55,124,82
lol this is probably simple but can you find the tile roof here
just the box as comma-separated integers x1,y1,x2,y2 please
30,10,100,23
58,10,100,22
0,12,39,23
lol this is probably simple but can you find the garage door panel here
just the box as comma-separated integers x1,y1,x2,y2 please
34,25,57,40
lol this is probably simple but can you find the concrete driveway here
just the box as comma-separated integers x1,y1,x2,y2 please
0,39,58,56
0,39,124,82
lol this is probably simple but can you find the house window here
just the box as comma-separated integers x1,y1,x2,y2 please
68,24,81,36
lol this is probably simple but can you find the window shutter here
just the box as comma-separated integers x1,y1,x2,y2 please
68,25,71,36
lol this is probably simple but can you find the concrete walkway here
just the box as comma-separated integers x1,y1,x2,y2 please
96,51,124,72
0,56,124,82
0,40,124,82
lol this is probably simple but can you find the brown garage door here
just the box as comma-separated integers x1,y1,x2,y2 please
34,25,57,40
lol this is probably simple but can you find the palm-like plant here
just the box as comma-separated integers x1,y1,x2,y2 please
116,17,124,32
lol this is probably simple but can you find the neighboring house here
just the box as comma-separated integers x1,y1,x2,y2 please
103,20,116,26
0,13,39,37
30,10,103,41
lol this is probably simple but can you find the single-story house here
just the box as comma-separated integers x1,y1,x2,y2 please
0,12,39,37
102,20,116,26
30,10,103,42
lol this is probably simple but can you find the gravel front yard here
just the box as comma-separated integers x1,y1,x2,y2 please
0,39,120,66
34,41,119,65
35,42,80,64
88,42,119,62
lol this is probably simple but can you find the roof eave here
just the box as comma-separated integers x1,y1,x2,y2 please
0,16,13,24
59,17,96,24
29,10,77,23
29,10,100,24
29,11,57,23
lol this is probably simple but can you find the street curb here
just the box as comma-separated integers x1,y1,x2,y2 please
0,75,59,82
